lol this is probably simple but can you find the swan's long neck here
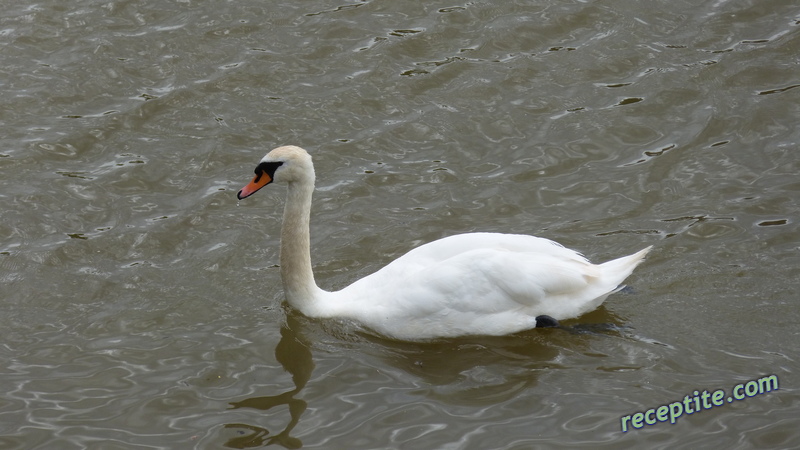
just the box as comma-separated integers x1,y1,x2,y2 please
279,175,325,312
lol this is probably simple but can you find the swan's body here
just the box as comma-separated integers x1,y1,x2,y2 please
238,146,651,340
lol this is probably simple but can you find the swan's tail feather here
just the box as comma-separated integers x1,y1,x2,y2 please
599,245,652,290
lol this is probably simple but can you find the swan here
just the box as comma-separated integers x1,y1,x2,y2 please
237,145,651,340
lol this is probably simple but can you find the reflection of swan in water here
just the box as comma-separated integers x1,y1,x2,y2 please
226,316,314,449
352,306,630,403
222,306,664,447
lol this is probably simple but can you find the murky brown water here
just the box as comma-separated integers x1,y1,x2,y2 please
2,0,799,448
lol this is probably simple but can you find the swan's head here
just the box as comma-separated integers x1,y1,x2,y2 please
237,145,314,200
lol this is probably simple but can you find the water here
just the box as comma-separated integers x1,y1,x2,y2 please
1,0,799,448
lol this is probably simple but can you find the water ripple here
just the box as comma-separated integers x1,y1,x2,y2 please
2,0,799,448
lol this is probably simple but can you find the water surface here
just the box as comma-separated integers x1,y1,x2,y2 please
1,0,799,448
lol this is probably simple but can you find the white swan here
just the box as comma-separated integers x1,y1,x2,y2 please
237,146,651,340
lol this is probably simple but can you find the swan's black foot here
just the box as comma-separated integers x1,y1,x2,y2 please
535,315,559,328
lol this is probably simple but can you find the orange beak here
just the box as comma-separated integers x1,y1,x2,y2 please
237,172,272,200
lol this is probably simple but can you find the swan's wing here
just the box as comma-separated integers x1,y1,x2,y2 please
332,233,644,339
400,232,587,261
403,248,598,310
335,247,601,338
343,237,600,316
374,232,589,280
